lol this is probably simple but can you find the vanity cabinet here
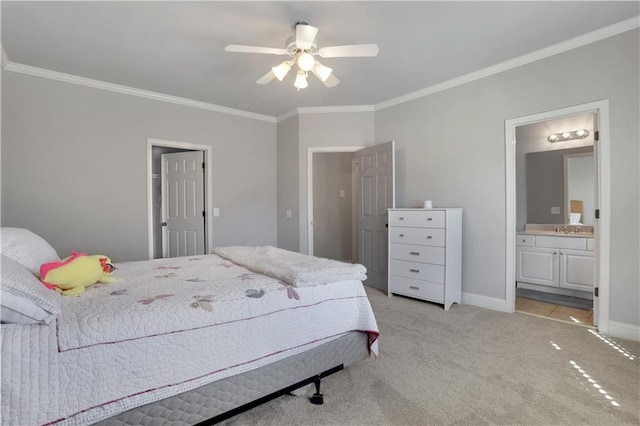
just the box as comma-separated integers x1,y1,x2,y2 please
516,234,594,293
559,249,595,291
388,208,462,310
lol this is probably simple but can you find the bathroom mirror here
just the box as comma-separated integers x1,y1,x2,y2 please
525,146,594,225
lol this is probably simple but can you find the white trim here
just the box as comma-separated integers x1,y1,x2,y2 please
375,16,639,111
307,146,365,255
1,46,9,69
276,109,298,123
146,138,214,260
462,292,511,313
298,105,374,114
277,105,374,122
504,100,611,334
4,62,276,123
607,321,640,342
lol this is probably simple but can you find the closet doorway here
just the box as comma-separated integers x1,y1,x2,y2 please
307,142,395,291
146,138,213,260
505,101,611,334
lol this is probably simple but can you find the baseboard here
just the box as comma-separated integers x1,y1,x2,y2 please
607,320,640,342
462,292,511,313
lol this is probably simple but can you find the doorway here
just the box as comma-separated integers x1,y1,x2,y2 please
146,138,213,260
505,101,611,334
307,142,395,291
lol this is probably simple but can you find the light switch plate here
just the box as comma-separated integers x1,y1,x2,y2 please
551,206,560,214
213,208,220,217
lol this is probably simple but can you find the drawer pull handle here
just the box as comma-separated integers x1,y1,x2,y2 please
409,269,420,273
522,239,526,242
399,217,405,221
399,234,405,237
409,252,420,256
409,286,420,290
427,218,433,221
427,236,433,239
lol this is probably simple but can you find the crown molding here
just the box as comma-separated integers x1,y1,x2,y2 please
276,109,299,123
3,61,277,123
277,105,374,122
1,46,9,69
375,15,640,111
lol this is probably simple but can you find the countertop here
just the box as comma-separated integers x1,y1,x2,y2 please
518,230,594,238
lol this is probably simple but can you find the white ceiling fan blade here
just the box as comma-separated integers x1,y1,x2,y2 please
318,44,379,58
295,24,319,50
225,45,288,55
256,70,276,85
321,72,340,88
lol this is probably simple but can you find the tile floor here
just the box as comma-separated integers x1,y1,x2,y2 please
516,297,594,327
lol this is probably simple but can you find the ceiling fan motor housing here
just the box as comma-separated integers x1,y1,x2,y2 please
285,35,317,56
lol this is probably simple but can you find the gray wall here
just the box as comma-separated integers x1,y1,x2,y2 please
297,112,375,253
276,115,300,252
374,30,639,326
313,152,353,261
2,72,277,262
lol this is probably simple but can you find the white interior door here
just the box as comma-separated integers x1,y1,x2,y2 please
355,141,395,291
161,151,205,257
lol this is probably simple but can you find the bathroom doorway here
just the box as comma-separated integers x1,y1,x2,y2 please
505,101,610,333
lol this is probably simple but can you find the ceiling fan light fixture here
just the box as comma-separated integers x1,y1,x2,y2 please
314,62,333,82
272,61,292,81
294,70,308,90
297,52,315,71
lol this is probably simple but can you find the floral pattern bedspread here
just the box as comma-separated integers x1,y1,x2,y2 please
2,253,379,426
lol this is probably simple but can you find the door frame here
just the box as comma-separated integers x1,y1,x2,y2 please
504,100,610,334
147,138,213,260
307,146,365,256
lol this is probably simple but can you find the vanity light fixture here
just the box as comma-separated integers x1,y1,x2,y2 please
548,129,590,143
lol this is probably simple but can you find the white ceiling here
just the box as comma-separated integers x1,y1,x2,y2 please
2,2,638,118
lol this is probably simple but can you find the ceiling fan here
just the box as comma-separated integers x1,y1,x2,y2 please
224,21,379,90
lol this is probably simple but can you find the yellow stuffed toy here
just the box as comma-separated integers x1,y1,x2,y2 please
40,252,121,296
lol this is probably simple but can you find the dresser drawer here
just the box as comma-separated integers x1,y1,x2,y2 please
388,210,445,228
389,243,445,265
389,259,445,283
390,276,444,303
389,228,445,247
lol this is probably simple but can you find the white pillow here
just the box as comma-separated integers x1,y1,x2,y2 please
1,255,61,324
0,227,60,275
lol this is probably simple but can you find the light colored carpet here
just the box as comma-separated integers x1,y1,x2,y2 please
221,287,640,425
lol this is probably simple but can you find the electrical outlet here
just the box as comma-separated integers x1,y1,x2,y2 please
285,209,292,218
551,206,560,214
339,190,346,198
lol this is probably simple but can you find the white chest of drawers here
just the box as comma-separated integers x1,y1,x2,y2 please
388,208,462,310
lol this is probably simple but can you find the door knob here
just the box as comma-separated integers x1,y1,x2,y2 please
161,222,167,227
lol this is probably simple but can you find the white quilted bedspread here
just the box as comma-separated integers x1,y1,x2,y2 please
1,254,379,425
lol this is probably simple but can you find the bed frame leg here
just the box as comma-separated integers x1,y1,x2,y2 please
309,378,324,405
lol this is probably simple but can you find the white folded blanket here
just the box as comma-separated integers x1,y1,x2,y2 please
212,246,367,287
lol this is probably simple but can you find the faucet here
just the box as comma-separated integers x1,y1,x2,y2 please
554,225,560,233
563,225,569,234
575,225,582,234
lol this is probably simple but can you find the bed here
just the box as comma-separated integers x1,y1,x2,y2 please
0,228,379,425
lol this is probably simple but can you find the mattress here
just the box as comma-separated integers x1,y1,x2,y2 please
96,331,368,425
1,253,379,426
